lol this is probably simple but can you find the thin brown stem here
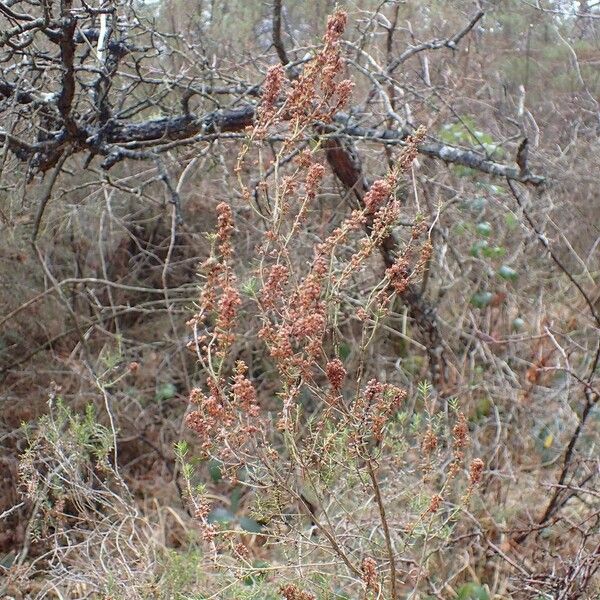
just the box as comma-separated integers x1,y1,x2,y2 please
366,457,398,599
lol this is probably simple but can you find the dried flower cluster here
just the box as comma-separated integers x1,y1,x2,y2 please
422,427,438,456
427,493,443,514
305,162,326,201
284,9,353,132
449,411,469,477
259,256,328,380
255,64,284,137
280,584,316,600
187,202,240,357
348,379,408,443
361,557,380,593
469,457,485,485
462,457,485,503
261,264,289,309
185,363,260,459
397,126,427,170
326,358,346,391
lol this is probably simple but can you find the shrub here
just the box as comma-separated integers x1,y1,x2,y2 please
181,12,484,598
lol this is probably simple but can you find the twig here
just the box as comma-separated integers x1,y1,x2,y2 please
366,457,398,599
31,151,68,242
0,502,24,520
272,0,290,66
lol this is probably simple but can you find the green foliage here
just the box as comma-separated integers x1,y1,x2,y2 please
338,341,351,360
156,382,177,402
473,397,492,421
460,189,525,309
463,196,487,214
475,221,492,237
241,276,259,297
17,398,116,534
504,212,520,230
456,583,490,600
512,317,526,331
208,459,223,483
470,291,493,308
24,397,114,465
497,265,519,281
157,547,206,600
440,118,505,161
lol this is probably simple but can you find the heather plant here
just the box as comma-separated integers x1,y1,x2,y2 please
181,11,484,598
10,392,162,599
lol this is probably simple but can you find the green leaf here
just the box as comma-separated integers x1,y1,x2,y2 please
448,397,460,413
504,212,519,230
470,240,489,257
498,265,519,281
456,583,490,600
338,342,351,361
239,516,263,533
208,459,222,483
241,277,258,296
230,487,242,513
470,291,493,308
156,382,177,402
474,397,492,420
174,440,189,458
207,507,234,524
482,245,506,259
512,317,526,331
182,462,194,480
461,196,487,213
418,380,432,400
476,221,492,237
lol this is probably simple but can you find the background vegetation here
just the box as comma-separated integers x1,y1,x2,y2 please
1,0,599,598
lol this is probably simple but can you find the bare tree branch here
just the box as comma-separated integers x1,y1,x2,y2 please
272,0,290,66
387,10,484,73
